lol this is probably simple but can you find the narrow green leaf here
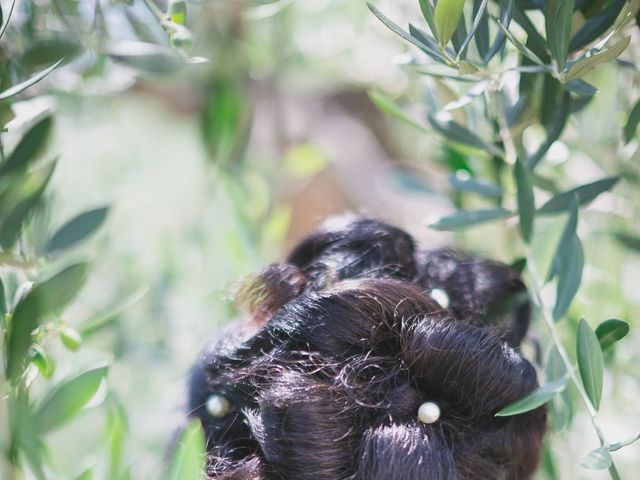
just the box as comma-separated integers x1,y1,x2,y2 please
418,0,438,36
495,377,567,416
565,79,598,97
35,263,90,314
553,234,583,321
34,366,108,433
581,447,612,470
570,0,626,51
538,177,619,214
46,206,110,253
6,263,88,379
514,158,535,243
0,277,6,315
0,0,17,39
367,4,448,64
106,401,129,479
79,287,148,337
169,420,206,480
434,0,466,49
473,0,490,58
528,91,572,171
21,38,81,69
408,24,450,63
0,59,64,100
577,319,604,411
429,208,513,230
484,0,514,62
0,116,53,175
595,319,629,351
609,432,640,452
451,13,467,56
566,36,631,81
448,172,503,197
456,0,488,58
547,0,576,70
623,98,640,144
0,162,57,249
547,198,578,281
512,7,548,60
368,91,430,134
427,115,502,156
496,19,546,67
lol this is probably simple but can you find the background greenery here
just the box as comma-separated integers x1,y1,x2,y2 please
0,0,639,479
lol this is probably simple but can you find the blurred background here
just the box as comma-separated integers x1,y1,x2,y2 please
0,0,639,479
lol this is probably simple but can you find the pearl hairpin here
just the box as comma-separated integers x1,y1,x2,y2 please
206,394,231,418
418,401,441,424
429,288,450,309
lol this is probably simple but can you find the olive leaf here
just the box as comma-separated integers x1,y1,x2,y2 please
577,319,604,411
169,420,206,480
429,208,513,230
496,377,567,416
434,0,466,49
34,366,108,433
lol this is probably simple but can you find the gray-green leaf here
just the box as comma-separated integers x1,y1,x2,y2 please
429,208,513,230
624,98,640,144
448,172,503,197
0,59,63,101
566,36,631,81
538,177,619,214
0,116,53,175
580,447,612,470
496,377,567,417
34,366,108,433
577,319,604,411
547,0,575,70
514,158,535,243
434,0,466,49
6,262,89,379
418,0,438,38
367,4,447,64
547,198,578,282
595,319,629,351
427,115,502,156
553,234,583,321
46,206,110,254
169,420,206,480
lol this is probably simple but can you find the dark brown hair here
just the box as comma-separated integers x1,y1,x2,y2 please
185,216,547,479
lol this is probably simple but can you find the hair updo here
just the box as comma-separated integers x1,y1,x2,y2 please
185,215,547,480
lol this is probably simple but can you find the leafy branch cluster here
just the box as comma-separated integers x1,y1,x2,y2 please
368,0,639,478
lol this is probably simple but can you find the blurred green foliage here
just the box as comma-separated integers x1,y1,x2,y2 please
0,0,639,479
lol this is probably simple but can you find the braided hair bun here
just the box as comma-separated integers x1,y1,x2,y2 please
185,216,547,480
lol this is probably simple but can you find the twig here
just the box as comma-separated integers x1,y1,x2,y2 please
525,248,622,479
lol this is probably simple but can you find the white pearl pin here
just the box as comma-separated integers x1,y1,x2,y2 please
418,401,441,424
429,288,450,309
206,394,231,418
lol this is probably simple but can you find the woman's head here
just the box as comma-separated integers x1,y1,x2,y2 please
186,216,546,479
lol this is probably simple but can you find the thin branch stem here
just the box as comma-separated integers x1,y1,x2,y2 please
492,90,622,478
525,248,622,479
